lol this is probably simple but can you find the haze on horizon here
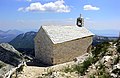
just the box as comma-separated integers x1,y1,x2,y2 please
0,0,120,34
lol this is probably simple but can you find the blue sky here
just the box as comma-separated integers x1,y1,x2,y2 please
0,0,120,34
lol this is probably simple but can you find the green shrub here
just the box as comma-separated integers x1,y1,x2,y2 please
98,73,110,78
73,56,94,76
113,55,119,64
62,56,100,76
116,38,120,52
73,63,86,75
92,41,110,57
98,62,105,70
37,76,43,78
97,62,111,78
63,65,73,73
117,46,120,52
0,62,6,68
44,68,54,76
17,65,24,72
89,74,95,78
92,57,99,64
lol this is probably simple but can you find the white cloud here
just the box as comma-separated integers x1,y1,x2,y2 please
85,17,90,20
26,0,32,2
18,0,70,13
68,18,73,20
18,7,24,11
83,5,100,10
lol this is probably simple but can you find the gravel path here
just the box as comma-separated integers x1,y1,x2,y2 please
18,66,45,78
16,53,89,78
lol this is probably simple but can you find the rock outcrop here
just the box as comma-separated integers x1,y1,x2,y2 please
0,43,24,78
0,43,23,66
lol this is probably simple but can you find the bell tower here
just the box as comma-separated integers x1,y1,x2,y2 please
76,14,84,27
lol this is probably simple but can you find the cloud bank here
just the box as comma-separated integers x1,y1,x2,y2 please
17,0,32,2
18,0,70,13
83,5,100,10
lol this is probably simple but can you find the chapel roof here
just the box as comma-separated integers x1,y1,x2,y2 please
40,25,94,44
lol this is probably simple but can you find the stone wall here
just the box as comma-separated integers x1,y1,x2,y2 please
52,36,93,64
34,28,53,65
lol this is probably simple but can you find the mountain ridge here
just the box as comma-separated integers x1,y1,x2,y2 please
9,31,37,56
0,29,23,43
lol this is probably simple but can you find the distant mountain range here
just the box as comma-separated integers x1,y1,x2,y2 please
93,35,118,45
0,29,23,43
90,29,120,37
